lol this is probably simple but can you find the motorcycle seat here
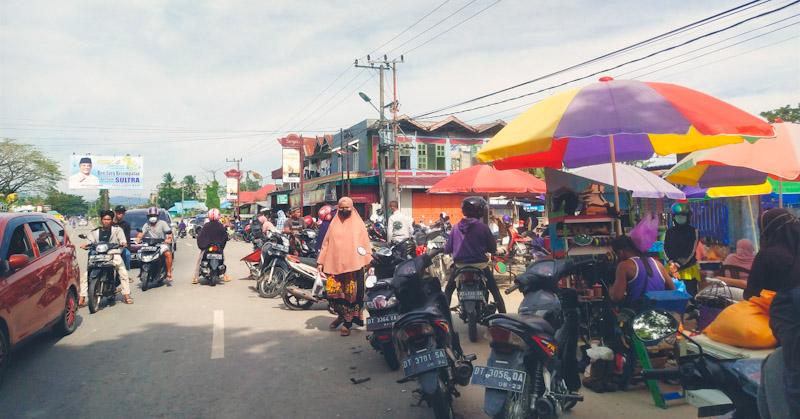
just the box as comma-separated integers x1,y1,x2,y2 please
396,305,444,326
490,313,555,335
298,256,317,267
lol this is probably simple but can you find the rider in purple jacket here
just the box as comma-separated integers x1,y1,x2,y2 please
444,197,506,313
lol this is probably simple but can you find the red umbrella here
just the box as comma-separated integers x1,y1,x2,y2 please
428,164,546,195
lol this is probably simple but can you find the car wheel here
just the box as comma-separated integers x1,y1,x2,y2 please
54,289,79,336
0,324,9,387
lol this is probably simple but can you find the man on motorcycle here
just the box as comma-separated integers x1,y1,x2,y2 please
444,197,506,313
138,207,174,283
178,219,187,236
193,208,230,284
386,200,413,244
113,205,132,273
80,210,132,305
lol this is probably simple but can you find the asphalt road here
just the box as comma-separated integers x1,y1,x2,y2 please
0,226,695,419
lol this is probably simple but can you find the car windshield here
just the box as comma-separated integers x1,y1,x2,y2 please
124,210,170,235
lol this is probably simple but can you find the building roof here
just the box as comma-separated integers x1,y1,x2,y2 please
396,115,505,136
238,184,277,204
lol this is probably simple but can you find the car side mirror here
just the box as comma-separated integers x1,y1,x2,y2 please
8,254,30,270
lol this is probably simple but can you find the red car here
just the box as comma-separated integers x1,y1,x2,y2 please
0,213,80,384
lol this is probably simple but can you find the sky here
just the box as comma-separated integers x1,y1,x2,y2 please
1,0,798,199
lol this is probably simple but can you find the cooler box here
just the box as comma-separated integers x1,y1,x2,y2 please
644,290,692,314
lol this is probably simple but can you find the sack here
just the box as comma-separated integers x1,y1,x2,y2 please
704,290,777,349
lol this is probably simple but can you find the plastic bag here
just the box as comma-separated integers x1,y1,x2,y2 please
704,290,777,349
672,278,687,293
586,345,614,361
630,213,659,254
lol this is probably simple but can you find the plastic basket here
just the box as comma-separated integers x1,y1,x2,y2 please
644,290,692,314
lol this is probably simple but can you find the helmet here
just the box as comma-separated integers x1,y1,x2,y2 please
461,196,488,219
208,208,221,221
671,202,690,215
318,205,334,222
147,207,159,217
114,205,126,213
502,215,512,224
303,215,314,228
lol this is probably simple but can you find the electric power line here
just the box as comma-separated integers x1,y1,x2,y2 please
399,0,502,56
364,0,451,57
384,0,481,57
412,0,782,118
416,0,800,119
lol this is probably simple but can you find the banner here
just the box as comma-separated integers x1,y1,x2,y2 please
226,177,238,200
282,148,300,183
68,155,143,190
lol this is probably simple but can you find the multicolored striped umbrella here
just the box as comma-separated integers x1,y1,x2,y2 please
477,78,774,168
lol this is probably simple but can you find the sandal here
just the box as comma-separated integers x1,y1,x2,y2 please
192,278,199,284
78,297,87,307
329,317,343,330
339,325,351,336
123,295,134,304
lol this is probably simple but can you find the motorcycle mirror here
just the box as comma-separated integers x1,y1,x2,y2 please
632,309,679,345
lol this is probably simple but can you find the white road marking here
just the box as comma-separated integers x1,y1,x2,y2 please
211,309,225,359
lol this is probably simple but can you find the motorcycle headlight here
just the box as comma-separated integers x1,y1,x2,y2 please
140,253,156,263
95,244,109,253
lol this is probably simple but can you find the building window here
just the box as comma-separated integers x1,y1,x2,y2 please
399,144,411,170
417,144,428,170
435,144,446,170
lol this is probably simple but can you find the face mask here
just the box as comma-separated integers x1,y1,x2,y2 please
148,216,158,224
338,210,352,219
674,215,688,225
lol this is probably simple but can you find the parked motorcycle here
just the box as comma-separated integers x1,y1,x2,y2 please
365,243,413,370
634,309,765,418
81,237,121,314
138,237,167,291
393,250,476,419
474,257,595,419
281,254,325,310
199,243,227,286
255,233,293,298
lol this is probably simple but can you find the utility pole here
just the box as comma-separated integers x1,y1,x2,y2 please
355,54,404,226
226,157,242,216
391,59,403,204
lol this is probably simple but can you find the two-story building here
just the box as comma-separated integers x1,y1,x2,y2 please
271,116,505,221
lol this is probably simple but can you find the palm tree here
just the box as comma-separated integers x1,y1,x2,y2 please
161,172,176,189
181,175,199,199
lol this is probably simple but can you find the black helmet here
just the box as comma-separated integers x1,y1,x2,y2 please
461,196,488,219
114,205,126,213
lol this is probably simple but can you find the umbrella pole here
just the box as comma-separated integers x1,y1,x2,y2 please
779,179,784,208
747,196,759,252
609,135,622,235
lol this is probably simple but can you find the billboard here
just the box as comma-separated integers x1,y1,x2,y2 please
282,148,300,183
226,177,238,200
69,155,143,190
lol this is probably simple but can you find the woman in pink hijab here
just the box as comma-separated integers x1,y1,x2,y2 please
717,239,755,289
317,197,372,336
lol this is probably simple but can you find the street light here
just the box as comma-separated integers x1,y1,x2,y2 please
359,91,382,115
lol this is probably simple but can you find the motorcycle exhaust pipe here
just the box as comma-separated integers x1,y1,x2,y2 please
218,264,227,274
286,286,320,303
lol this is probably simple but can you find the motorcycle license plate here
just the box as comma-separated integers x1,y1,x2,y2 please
366,313,398,331
140,246,158,252
458,290,484,301
402,348,448,378
206,253,223,260
471,366,527,393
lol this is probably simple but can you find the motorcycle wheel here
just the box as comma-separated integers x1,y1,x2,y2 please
468,311,479,343
495,370,532,419
429,378,454,419
141,266,150,291
554,377,577,412
87,277,102,314
282,291,314,310
209,275,217,286
258,265,288,299
381,342,400,371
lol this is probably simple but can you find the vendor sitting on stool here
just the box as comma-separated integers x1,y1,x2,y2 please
610,236,675,310
664,202,701,296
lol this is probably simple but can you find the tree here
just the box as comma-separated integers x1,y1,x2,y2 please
761,104,800,123
181,175,199,199
162,172,176,189
46,189,88,216
240,172,261,192
97,189,110,212
205,180,221,209
156,172,181,209
0,139,62,195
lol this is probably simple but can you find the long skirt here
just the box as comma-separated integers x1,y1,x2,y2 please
325,269,365,324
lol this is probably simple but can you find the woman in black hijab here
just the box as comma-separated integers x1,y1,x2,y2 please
745,208,800,300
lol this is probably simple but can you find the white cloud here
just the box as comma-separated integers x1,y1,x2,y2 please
1,0,797,199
